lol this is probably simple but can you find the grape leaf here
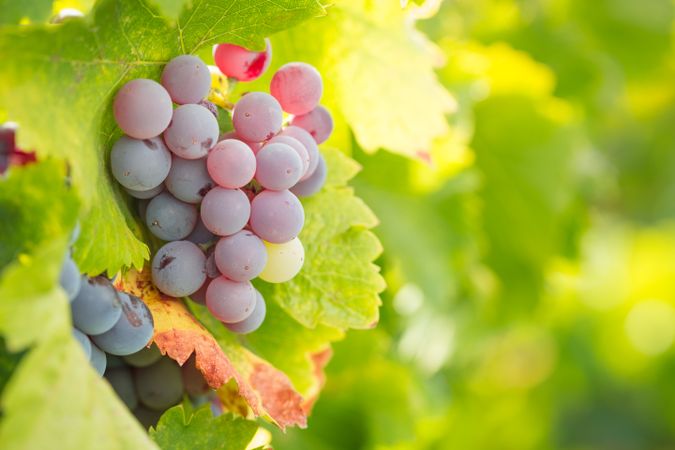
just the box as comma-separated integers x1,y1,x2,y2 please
150,405,257,450
261,148,385,329
0,161,78,350
116,269,308,429
0,0,325,275
0,331,157,450
0,0,52,24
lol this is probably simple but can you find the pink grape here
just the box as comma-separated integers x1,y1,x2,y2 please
161,55,211,104
224,290,266,334
165,156,213,204
280,126,319,180
163,104,219,159
214,230,267,282
113,79,173,139
267,135,310,176
255,143,303,191
200,187,250,236
207,139,256,189
213,39,272,82
205,276,256,323
250,190,304,243
110,136,172,191
270,62,322,115
232,92,283,142
290,105,333,144
291,153,327,197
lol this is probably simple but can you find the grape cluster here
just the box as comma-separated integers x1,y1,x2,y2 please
105,349,217,428
59,225,154,376
109,41,332,334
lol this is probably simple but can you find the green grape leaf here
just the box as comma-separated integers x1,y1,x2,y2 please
0,0,52,24
150,405,257,450
0,0,324,275
0,332,157,450
0,161,78,350
262,148,385,329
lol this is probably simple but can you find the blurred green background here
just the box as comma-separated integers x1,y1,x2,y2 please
271,0,675,449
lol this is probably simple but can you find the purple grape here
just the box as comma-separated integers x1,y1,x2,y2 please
161,55,211,105
250,190,304,243
255,143,303,191
186,217,215,245
207,139,256,189
163,104,219,159
110,136,172,190
113,79,173,139
72,328,92,359
214,230,267,282
199,100,219,119
151,240,206,297
90,343,107,376
291,153,327,197
270,62,323,115
267,135,310,176
232,92,283,142
59,254,81,301
105,366,138,409
200,187,250,236
165,156,213,204
206,276,256,323
91,293,154,356
125,183,164,200
290,105,333,144
71,276,123,335
224,290,266,334
134,357,183,411
145,192,198,241
190,279,210,305
280,126,319,180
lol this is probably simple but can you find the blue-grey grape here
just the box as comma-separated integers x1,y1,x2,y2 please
163,104,219,159
123,345,162,368
134,405,163,429
151,241,206,297
72,328,91,359
224,290,266,334
134,357,183,411
105,366,138,409
161,55,211,105
200,187,250,236
91,293,154,356
71,276,123,335
145,192,198,241
125,183,164,200
113,79,173,140
110,136,172,190
291,153,327,197
250,190,304,243
255,143,303,191
181,355,210,396
165,156,213,204
90,343,107,376
205,276,256,323
232,92,283,142
214,230,267,281
59,254,81,301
